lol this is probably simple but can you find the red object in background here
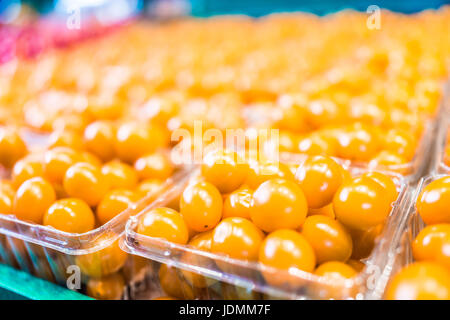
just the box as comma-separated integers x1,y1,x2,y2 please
0,17,132,64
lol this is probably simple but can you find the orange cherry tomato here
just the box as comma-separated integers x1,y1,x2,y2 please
0,127,27,168
297,133,337,157
302,215,353,264
86,273,125,300
417,177,450,225
259,229,316,286
335,123,380,161
101,161,139,189
97,189,139,226
134,153,174,181
13,177,56,224
115,122,168,163
136,178,165,197
385,262,450,300
137,207,189,244
0,187,13,214
63,162,110,207
44,198,95,233
11,156,44,188
159,264,194,299
43,147,82,184
333,176,392,230
360,171,398,204
76,239,127,278
245,161,294,189
181,230,217,288
180,181,223,232
83,120,116,162
201,149,248,193
384,128,416,161
314,261,357,280
295,155,344,209
251,178,307,232
223,187,253,219
211,217,264,261
47,130,84,150
349,224,383,259
413,224,450,269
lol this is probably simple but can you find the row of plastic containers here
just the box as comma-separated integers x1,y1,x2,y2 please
0,82,448,300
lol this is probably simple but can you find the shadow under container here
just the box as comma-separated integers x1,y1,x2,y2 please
121,164,410,300
0,171,184,300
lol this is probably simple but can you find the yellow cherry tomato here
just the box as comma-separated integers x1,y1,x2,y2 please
413,224,450,269
180,181,223,232
101,161,139,190
223,187,253,219
134,153,174,181
137,207,189,244
333,176,392,230
385,262,450,300
97,189,139,226
44,198,95,233
212,217,264,262
259,229,316,286
83,120,116,162
63,162,110,207
417,177,450,225
201,149,248,193
115,122,168,163
43,147,82,184
0,127,27,168
301,215,353,264
251,178,307,232
12,156,44,189
295,156,344,209
13,177,56,224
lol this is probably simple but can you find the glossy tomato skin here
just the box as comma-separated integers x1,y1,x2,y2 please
385,262,450,300
413,224,450,269
314,261,357,280
97,189,139,226
211,217,264,261
101,161,139,190
44,198,95,233
333,176,392,231
63,162,110,207
251,178,308,232
180,181,223,232
295,155,344,209
137,207,189,245
301,215,353,264
259,229,316,286
83,120,116,162
134,153,174,181
0,127,27,168
201,149,248,193
417,177,450,225
13,177,56,224
223,187,253,219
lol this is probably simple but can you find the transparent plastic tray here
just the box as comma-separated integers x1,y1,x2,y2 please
121,162,410,300
379,174,443,298
0,130,191,299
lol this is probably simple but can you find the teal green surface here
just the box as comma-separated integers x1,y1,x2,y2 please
0,264,93,300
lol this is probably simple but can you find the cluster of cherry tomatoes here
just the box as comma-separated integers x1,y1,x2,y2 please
385,176,450,300
0,8,449,300
136,150,400,299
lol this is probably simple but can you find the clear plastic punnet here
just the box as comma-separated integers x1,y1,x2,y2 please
380,174,446,299
0,130,191,299
121,161,410,300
